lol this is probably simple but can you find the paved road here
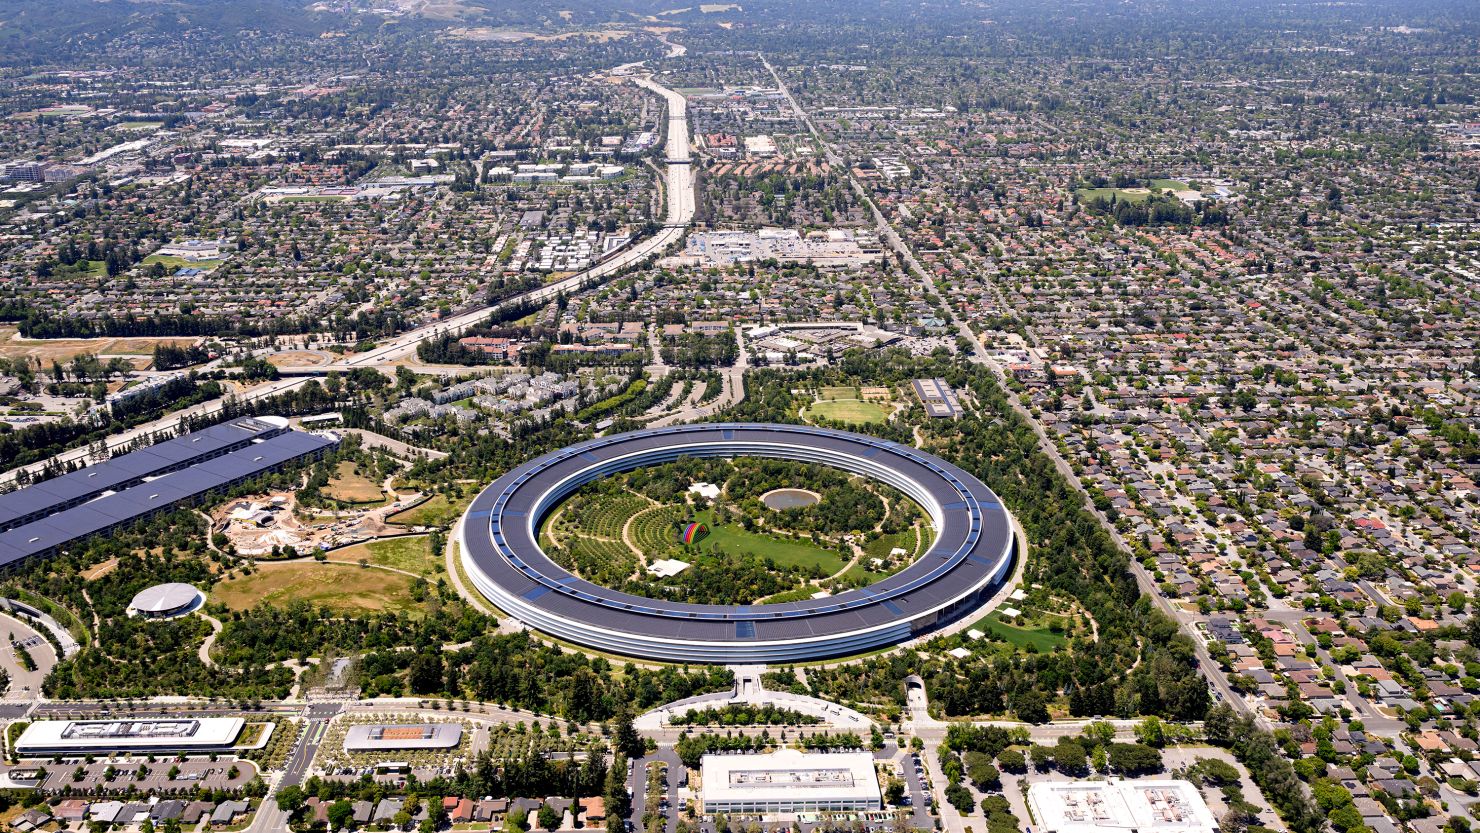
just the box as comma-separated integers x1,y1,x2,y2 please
326,70,695,372
0,613,56,705
1261,606,1401,735
0,43,698,489
0,377,310,488
247,702,342,833
0,598,80,658
649,331,749,427
629,747,682,833
315,425,448,461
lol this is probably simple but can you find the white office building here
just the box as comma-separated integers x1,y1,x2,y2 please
1028,779,1220,833
700,749,881,815
15,718,245,756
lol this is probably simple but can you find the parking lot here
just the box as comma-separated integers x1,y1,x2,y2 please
2,756,257,794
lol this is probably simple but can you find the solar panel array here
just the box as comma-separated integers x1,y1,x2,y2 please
462,423,1014,657
0,426,336,568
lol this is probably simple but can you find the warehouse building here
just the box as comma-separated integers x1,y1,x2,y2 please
1027,780,1219,833
0,419,335,568
700,750,881,815
344,724,464,752
15,718,245,756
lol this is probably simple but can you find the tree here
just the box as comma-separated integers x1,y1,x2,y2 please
1135,716,1167,747
613,707,644,759
1107,743,1163,775
996,749,1026,774
276,784,306,814
408,652,444,695
605,753,632,820
539,804,561,831
327,800,354,831
1052,741,1088,775
1204,703,1237,745
1014,691,1049,724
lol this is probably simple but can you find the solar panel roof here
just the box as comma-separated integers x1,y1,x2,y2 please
0,417,285,530
0,428,334,568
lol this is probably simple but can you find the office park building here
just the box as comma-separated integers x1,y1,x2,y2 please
460,423,1015,663
15,718,246,756
699,750,882,816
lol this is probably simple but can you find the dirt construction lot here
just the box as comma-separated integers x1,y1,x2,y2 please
215,488,424,556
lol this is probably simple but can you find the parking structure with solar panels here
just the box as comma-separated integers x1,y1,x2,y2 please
0,416,337,568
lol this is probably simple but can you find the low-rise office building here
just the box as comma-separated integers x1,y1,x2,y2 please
700,749,881,815
0,420,336,568
15,718,245,756
343,724,463,752
1028,779,1219,833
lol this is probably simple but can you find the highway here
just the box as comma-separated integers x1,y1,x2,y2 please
0,51,697,490
331,70,695,371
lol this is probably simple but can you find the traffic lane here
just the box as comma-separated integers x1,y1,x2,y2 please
883,746,934,829
282,717,329,786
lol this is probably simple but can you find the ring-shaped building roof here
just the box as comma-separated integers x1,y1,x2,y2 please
459,423,1014,662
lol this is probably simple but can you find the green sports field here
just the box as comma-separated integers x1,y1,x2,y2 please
804,399,893,425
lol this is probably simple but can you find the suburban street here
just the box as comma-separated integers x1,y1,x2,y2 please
760,50,1254,730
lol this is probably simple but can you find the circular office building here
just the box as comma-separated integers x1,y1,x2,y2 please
128,583,205,619
460,423,1015,663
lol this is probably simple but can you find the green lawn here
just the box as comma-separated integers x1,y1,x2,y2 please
804,399,893,425
759,586,823,604
691,509,848,574
1076,187,1151,204
331,535,442,577
142,254,224,271
818,386,862,401
838,562,891,586
387,494,469,528
1077,180,1198,205
971,611,1067,652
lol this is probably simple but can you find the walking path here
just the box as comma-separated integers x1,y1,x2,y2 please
198,613,223,668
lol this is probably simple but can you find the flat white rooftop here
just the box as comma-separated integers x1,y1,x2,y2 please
16,718,244,755
343,724,463,751
701,749,880,809
649,558,691,578
1028,779,1219,833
